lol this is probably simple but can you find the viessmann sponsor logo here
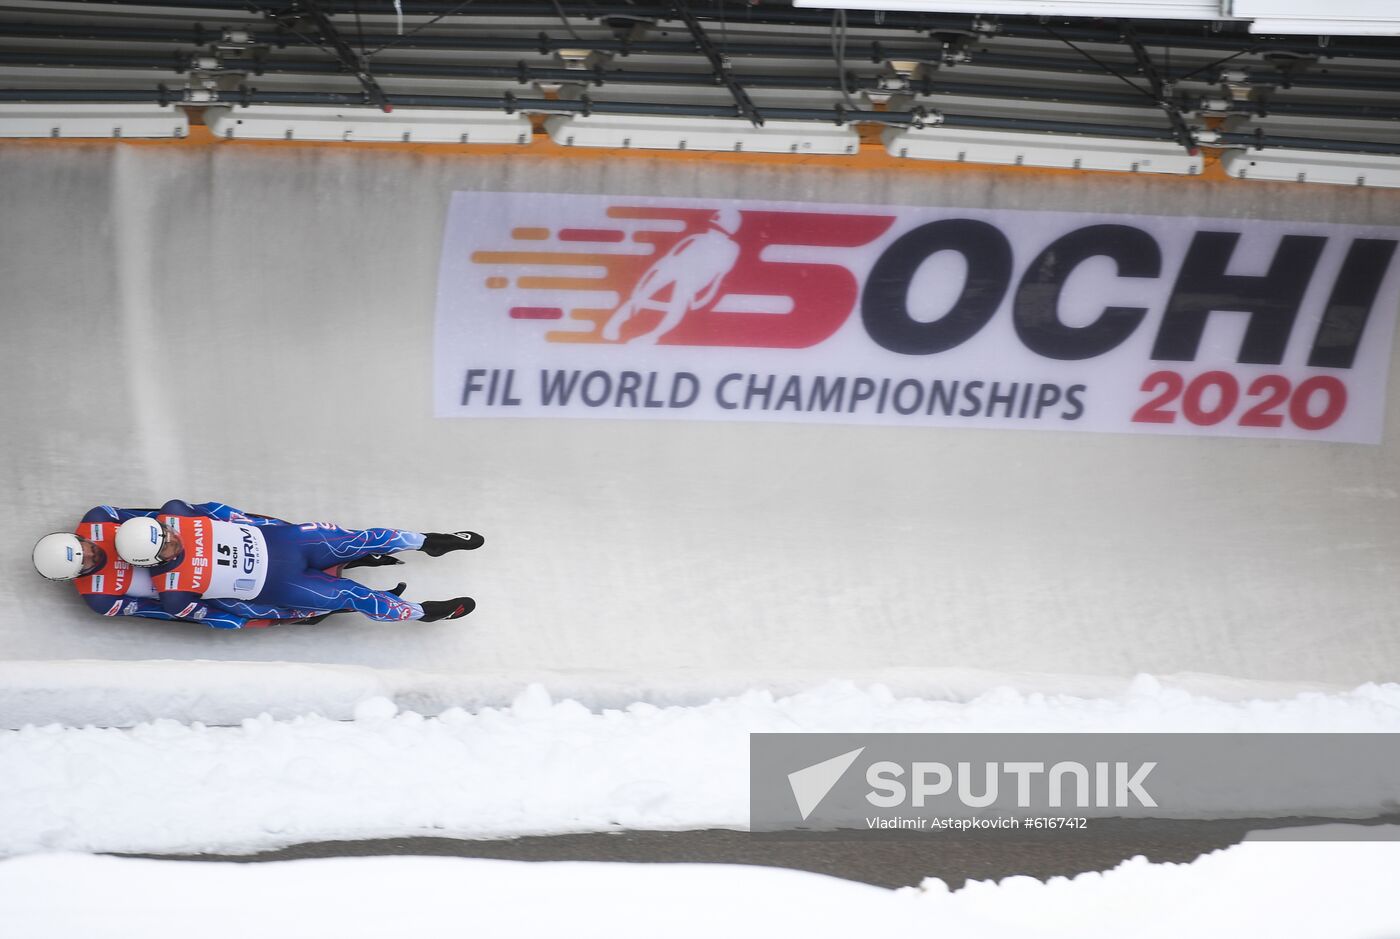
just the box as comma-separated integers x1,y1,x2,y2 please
434,192,1400,442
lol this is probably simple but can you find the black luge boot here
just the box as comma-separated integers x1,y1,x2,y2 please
418,596,476,622
342,553,406,570
421,531,485,556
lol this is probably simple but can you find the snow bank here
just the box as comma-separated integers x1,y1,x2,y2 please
3,839,1400,939
5,677,1400,857
0,658,1351,730
918,836,1400,938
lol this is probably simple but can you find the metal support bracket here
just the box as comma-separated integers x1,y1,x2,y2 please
672,0,764,127
276,0,392,112
1120,20,1197,153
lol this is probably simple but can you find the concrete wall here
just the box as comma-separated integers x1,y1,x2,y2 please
3,138,1399,685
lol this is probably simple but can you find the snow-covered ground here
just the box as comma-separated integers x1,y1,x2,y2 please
4,838,1400,938
5,667,1400,857
5,668,1400,937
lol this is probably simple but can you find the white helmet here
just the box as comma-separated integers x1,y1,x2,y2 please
116,517,166,567
33,532,86,581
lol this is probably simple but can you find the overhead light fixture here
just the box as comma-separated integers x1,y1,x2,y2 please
1221,147,1400,188
202,105,533,144
0,103,187,139
866,74,914,107
883,125,1203,175
545,114,860,154
555,49,604,69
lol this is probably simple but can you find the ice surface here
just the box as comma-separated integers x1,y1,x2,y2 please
5,144,1400,684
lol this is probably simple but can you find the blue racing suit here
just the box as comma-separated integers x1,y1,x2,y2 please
147,500,426,628
73,503,354,629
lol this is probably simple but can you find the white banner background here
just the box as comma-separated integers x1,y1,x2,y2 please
436,192,1400,443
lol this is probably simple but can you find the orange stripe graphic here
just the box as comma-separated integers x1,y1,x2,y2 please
470,206,728,341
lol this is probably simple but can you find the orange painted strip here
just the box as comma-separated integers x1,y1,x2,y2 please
544,332,599,345
471,251,613,266
0,121,1240,185
511,228,551,240
559,228,626,242
606,206,713,220
517,276,614,291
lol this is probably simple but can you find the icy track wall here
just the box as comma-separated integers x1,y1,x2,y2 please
3,140,1400,687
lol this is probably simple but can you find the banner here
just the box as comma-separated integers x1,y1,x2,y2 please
434,192,1400,443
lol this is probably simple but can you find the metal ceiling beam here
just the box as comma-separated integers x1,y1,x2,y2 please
10,50,1396,120
7,27,1396,99
4,0,1400,158
0,21,942,62
0,84,1179,139
0,48,1186,109
61,0,981,35
29,1,1400,58
5,17,1397,70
